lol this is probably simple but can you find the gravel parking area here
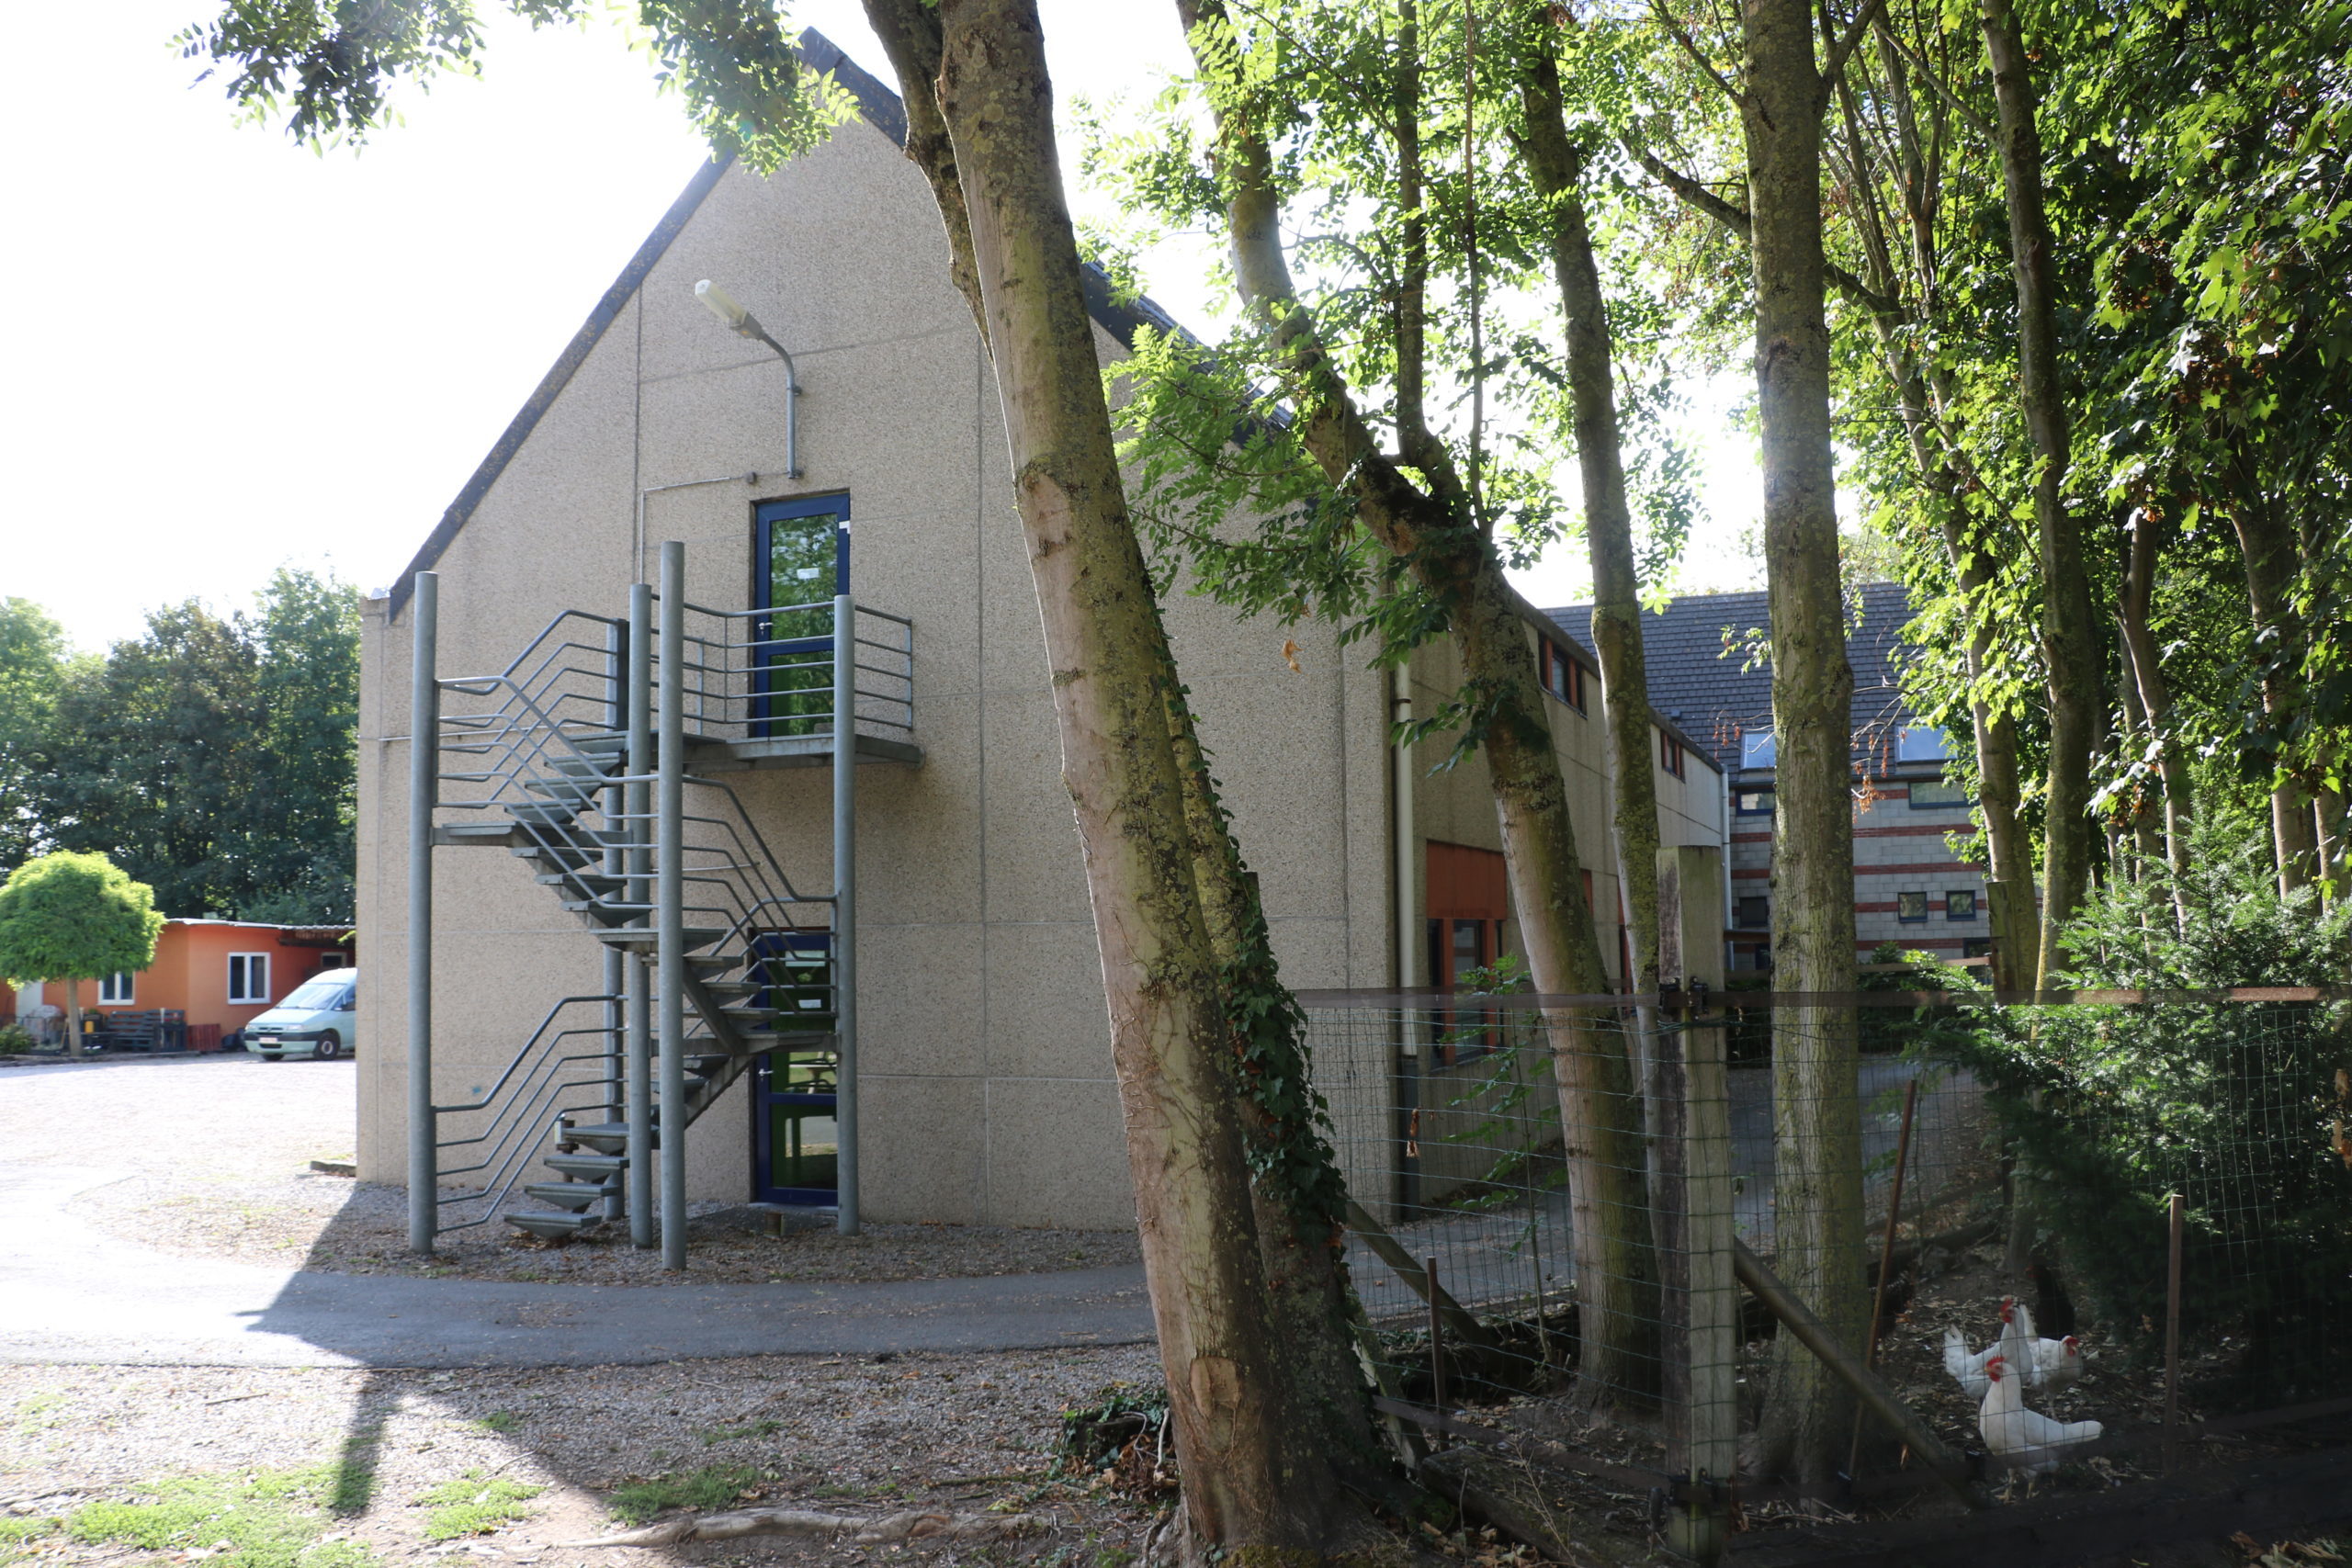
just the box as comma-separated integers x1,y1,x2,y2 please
6,1056,1138,1286
0,1349,1161,1567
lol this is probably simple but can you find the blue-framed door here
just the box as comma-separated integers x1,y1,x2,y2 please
753,494,851,739
748,930,841,1205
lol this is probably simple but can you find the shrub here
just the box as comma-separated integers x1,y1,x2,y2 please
1937,831,2352,1404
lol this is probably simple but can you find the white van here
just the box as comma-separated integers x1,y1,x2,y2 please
245,970,358,1061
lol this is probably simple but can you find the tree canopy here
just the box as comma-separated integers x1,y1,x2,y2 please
6,569,362,923
0,851,166,988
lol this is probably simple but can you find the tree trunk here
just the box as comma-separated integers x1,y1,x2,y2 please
899,2,1367,1548
63,979,84,1059
1737,0,1866,1488
2119,516,2193,883
1518,46,1664,997
2228,471,2318,894
2316,787,2349,905
1180,0,1657,1406
1164,686,1392,1498
1980,0,2100,984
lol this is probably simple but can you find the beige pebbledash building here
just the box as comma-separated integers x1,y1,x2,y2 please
353,33,1724,1242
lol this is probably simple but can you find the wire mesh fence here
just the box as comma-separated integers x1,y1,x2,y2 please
1300,986,2352,1539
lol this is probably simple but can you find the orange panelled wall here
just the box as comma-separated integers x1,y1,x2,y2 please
1425,840,1509,922
6,921,345,1032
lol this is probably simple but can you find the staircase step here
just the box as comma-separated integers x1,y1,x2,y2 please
537,872,625,896
524,777,605,806
524,1181,611,1213
504,802,582,829
505,1211,604,1241
546,1152,628,1179
594,926,728,953
557,1122,644,1155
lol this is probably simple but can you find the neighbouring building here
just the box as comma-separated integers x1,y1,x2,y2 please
1547,584,1991,972
354,32,1724,1242
5,918,354,1046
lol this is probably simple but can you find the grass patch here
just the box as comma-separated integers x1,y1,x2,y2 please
605,1464,760,1525
10,1391,65,1436
62,1467,378,1568
698,1417,784,1445
415,1472,543,1540
472,1411,522,1434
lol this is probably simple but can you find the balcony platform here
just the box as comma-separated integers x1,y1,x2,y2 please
686,733,923,772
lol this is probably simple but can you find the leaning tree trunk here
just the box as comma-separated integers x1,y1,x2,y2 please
1180,0,1657,1407
1738,0,1867,1488
1981,0,2100,983
1519,47,1665,997
2120,515,2194,884
1163,687,1393,1499
895,2,1372,1550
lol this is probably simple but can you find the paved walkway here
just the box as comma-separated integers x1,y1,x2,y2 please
0,1164,1153,1369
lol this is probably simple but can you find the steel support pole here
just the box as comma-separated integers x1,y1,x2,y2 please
406,571,440,1254
656,543,689,1270
626,582,655,1248
600,620,628,1224
831,593,860,1235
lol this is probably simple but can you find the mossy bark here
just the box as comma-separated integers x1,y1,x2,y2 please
1736,0,1866,1487
867,1,1369,1549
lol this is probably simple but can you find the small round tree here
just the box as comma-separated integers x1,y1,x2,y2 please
0,852,165,1058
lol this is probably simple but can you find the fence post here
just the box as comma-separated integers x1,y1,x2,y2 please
832,593,860,1236
656,542,689,1270
626,581,655,1249
1657,844,1732,1563
406,570,440,1255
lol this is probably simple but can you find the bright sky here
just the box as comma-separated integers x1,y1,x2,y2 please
0,1,1766,654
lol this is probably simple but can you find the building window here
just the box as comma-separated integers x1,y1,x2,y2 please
1962,937,1995,960
1742,730,1777,769
97,971,135,1004
1897,725,1951,762
1910,778,1970,809
1735,788,1773,816
1537,638,1587,712
1946,888,1978,920
1736,895,1770,929
227,953,272,1004
1660,730,1686,778
1895,891,1928,923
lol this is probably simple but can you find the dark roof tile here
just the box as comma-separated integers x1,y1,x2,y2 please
1544,581,1925,775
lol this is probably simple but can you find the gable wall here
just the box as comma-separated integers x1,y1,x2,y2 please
356,115,1391,1229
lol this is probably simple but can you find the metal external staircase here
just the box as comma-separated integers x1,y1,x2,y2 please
401,540,915,1268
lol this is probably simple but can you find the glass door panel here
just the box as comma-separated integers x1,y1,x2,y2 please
750,930,840,1205
754,496,849,738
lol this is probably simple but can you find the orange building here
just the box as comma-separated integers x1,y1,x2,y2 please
6,919,353,1040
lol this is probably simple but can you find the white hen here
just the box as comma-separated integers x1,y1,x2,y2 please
1978,1354,2101,1475
2008,1302,2086,1388
1942,1297,2017,1400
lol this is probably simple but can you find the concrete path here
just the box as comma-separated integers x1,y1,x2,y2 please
0,1164,1153,1370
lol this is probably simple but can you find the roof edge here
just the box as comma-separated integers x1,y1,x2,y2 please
388,28,1187,619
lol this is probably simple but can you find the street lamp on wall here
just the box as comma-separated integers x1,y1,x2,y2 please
695,279,802,479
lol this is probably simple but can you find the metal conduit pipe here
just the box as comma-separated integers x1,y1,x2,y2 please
656,543,690,1270
407,571,441,1254
1392,659,1420,1213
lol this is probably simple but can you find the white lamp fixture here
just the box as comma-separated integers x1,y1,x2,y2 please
695,279,802,479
